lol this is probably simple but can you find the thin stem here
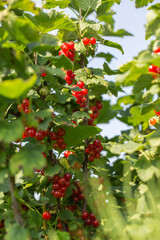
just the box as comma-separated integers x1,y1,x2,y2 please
9,175,24,226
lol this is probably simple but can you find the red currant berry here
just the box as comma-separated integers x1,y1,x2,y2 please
88,118,94,125
50,132,58,140
53,142,59,149
149,118,157,125
77,81,84,88
58,177,67,186
42,211,51,220
92,219,99,227
90,37,96,45
24,108,30,114
85,218,92,225
81,211,89,219
57,137,64,145
148,64,157,73
67,51,75,59
28,128,36,137
90,212,96,219
57,128,65,136
64,150,70,158
73,196,79,202
22,98,30,108
79,193,85,200
61,43,69,53
155,110,160,116
153,47,160,54
65,181,71,187
82,88,88,95
58,50,64,55
17,104,24,112
60,187,67,192
64,172,71,181
54,190,62,198
88,155,95,162
59,142,67,150
93,140,101,147
52,183,60,190
35,131,44,141
96,100,103,110
41,72,47,77
82,37,90,45
68,41,75,50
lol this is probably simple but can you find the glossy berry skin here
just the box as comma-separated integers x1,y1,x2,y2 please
57,128,65,136
68,41,75,50
41,72,47,77
148,64,158,73
82,88,88,95
149,118,157,125
59,142,66,149
58,177,67,186
58,50,64,55
82,37,90,45
42,211,51,220
22,99,30,108
77,81,84,88
35,131,44,141
61,43,69,53
54,190,62,198
50,132,57,140
28,128,36,137
92,219,99,227
155,110,160,116
64,150,70,158
85,218,92,225
81,211,89,219
153,47,160,54
64,172,71,181
90,37,96,45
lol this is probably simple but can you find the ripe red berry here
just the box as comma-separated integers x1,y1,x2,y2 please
24,108,30,114
61,43,69,53
88,118,94,125
65,181,71,187
67,51,75,59
88,155,95,162
58,50,64,55
82,88,88,95
64,173,71,181
96,101,103,110
52,183,60,190
90,37,96,45
50,132,58,140
35,131,44,141
92,219,99,227
153,47,160,54
53,142,59,149
42,211,51,220
41,72,47,77
77,81,84,88
57,137,64,145
85,218,92,225
81,211,89,219
58,177,67,186
90,212,96,220
54,190,62,198
148,64,157,73
93,140,101,147
28,128,36,137
60,187,67,192
64,151,70,158
155,110,160,116
59,142,66,150
149,118,157,125
17,104,24,112
57,128,65,136
68,41,75,50
82,37,90,45
22,98,30,108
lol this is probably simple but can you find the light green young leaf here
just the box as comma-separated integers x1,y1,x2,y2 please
43,0,70,9
0,74,37,99
75,0,101,11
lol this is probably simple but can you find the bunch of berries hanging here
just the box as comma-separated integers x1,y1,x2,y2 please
85,140,103,162
82,37,96,46
64,70,76,85
88,101,103,125
59,42,75,61
72,81,88,108
51,173,71,198
23,126,49,140
81,211,99,227
17,99,32,114
72,180,85,202
49,128,66,150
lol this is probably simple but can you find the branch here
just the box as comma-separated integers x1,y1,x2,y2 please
8,175,24,226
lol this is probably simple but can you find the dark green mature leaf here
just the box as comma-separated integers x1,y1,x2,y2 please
10,143,46,176
97,101,116,124
2,13,39,44
133,74,153,94
0,119,23,143
5,223,30,240
45,164,61,177
135,0,154,8
108,81,118,97
103,62,121,75
0,75,37,99
48,55,73,70
63,126,101,148
75,0,101,11
95,52,115,63
59,209,75,221
43,0,70,9
25,10,76,34
104,40,124,54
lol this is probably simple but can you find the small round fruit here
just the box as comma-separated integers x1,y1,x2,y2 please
81,211,89,219
148,64,157,73
77,81,84,88
64,172,72,181
154,110,160,116
28,128,36,137
35,131,44,141
92,219,99,227
50,132,58,140
82,37,90,45
42,211,51,220
54,190,62,198
90,37,96,45
68,41,75,50
41,72,47,77
58,177,67,186
22,99,30,108
149,118,157,125
82,88,88,95
57,128,65,136
61,43,69,53
59,142,67,150
85,218,92,225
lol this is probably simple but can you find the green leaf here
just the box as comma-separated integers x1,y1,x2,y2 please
133,74,153,94
43,0,70,9
2,13,39,44
59,158,70,169
0,75,37,99
80,22,103,33
104,40,124,54
103,62,121,75
47,230,70,240
72,111,90,119
5,223,30,240
129,105,154,126
9,0,39,14
48,55,73,70
148,129,160,147
108,141,142,154
135,0,154,8
103,28,133,38
59,209,75,221
95,52,115,63
97,101,116,124
75,0,101,11
63,126,101,148
27,33,58,52
25,10,76,34
0,119,23,143
10,143,46,176
145,10,160,39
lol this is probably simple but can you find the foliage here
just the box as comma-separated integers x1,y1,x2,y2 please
0,0,160,240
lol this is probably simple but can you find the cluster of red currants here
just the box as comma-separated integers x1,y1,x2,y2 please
23,126,48,140
49,128,66,150
82,37,96,46
51,173,71,198
70,227,86,240
42,211,51,220
59,41,75,61
88,101,103,125
66,204,77,213
72,81,88,108
72,181,85,202
17,98,32,114
81,211,99,227
64,70,76,85
85,140,103,162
